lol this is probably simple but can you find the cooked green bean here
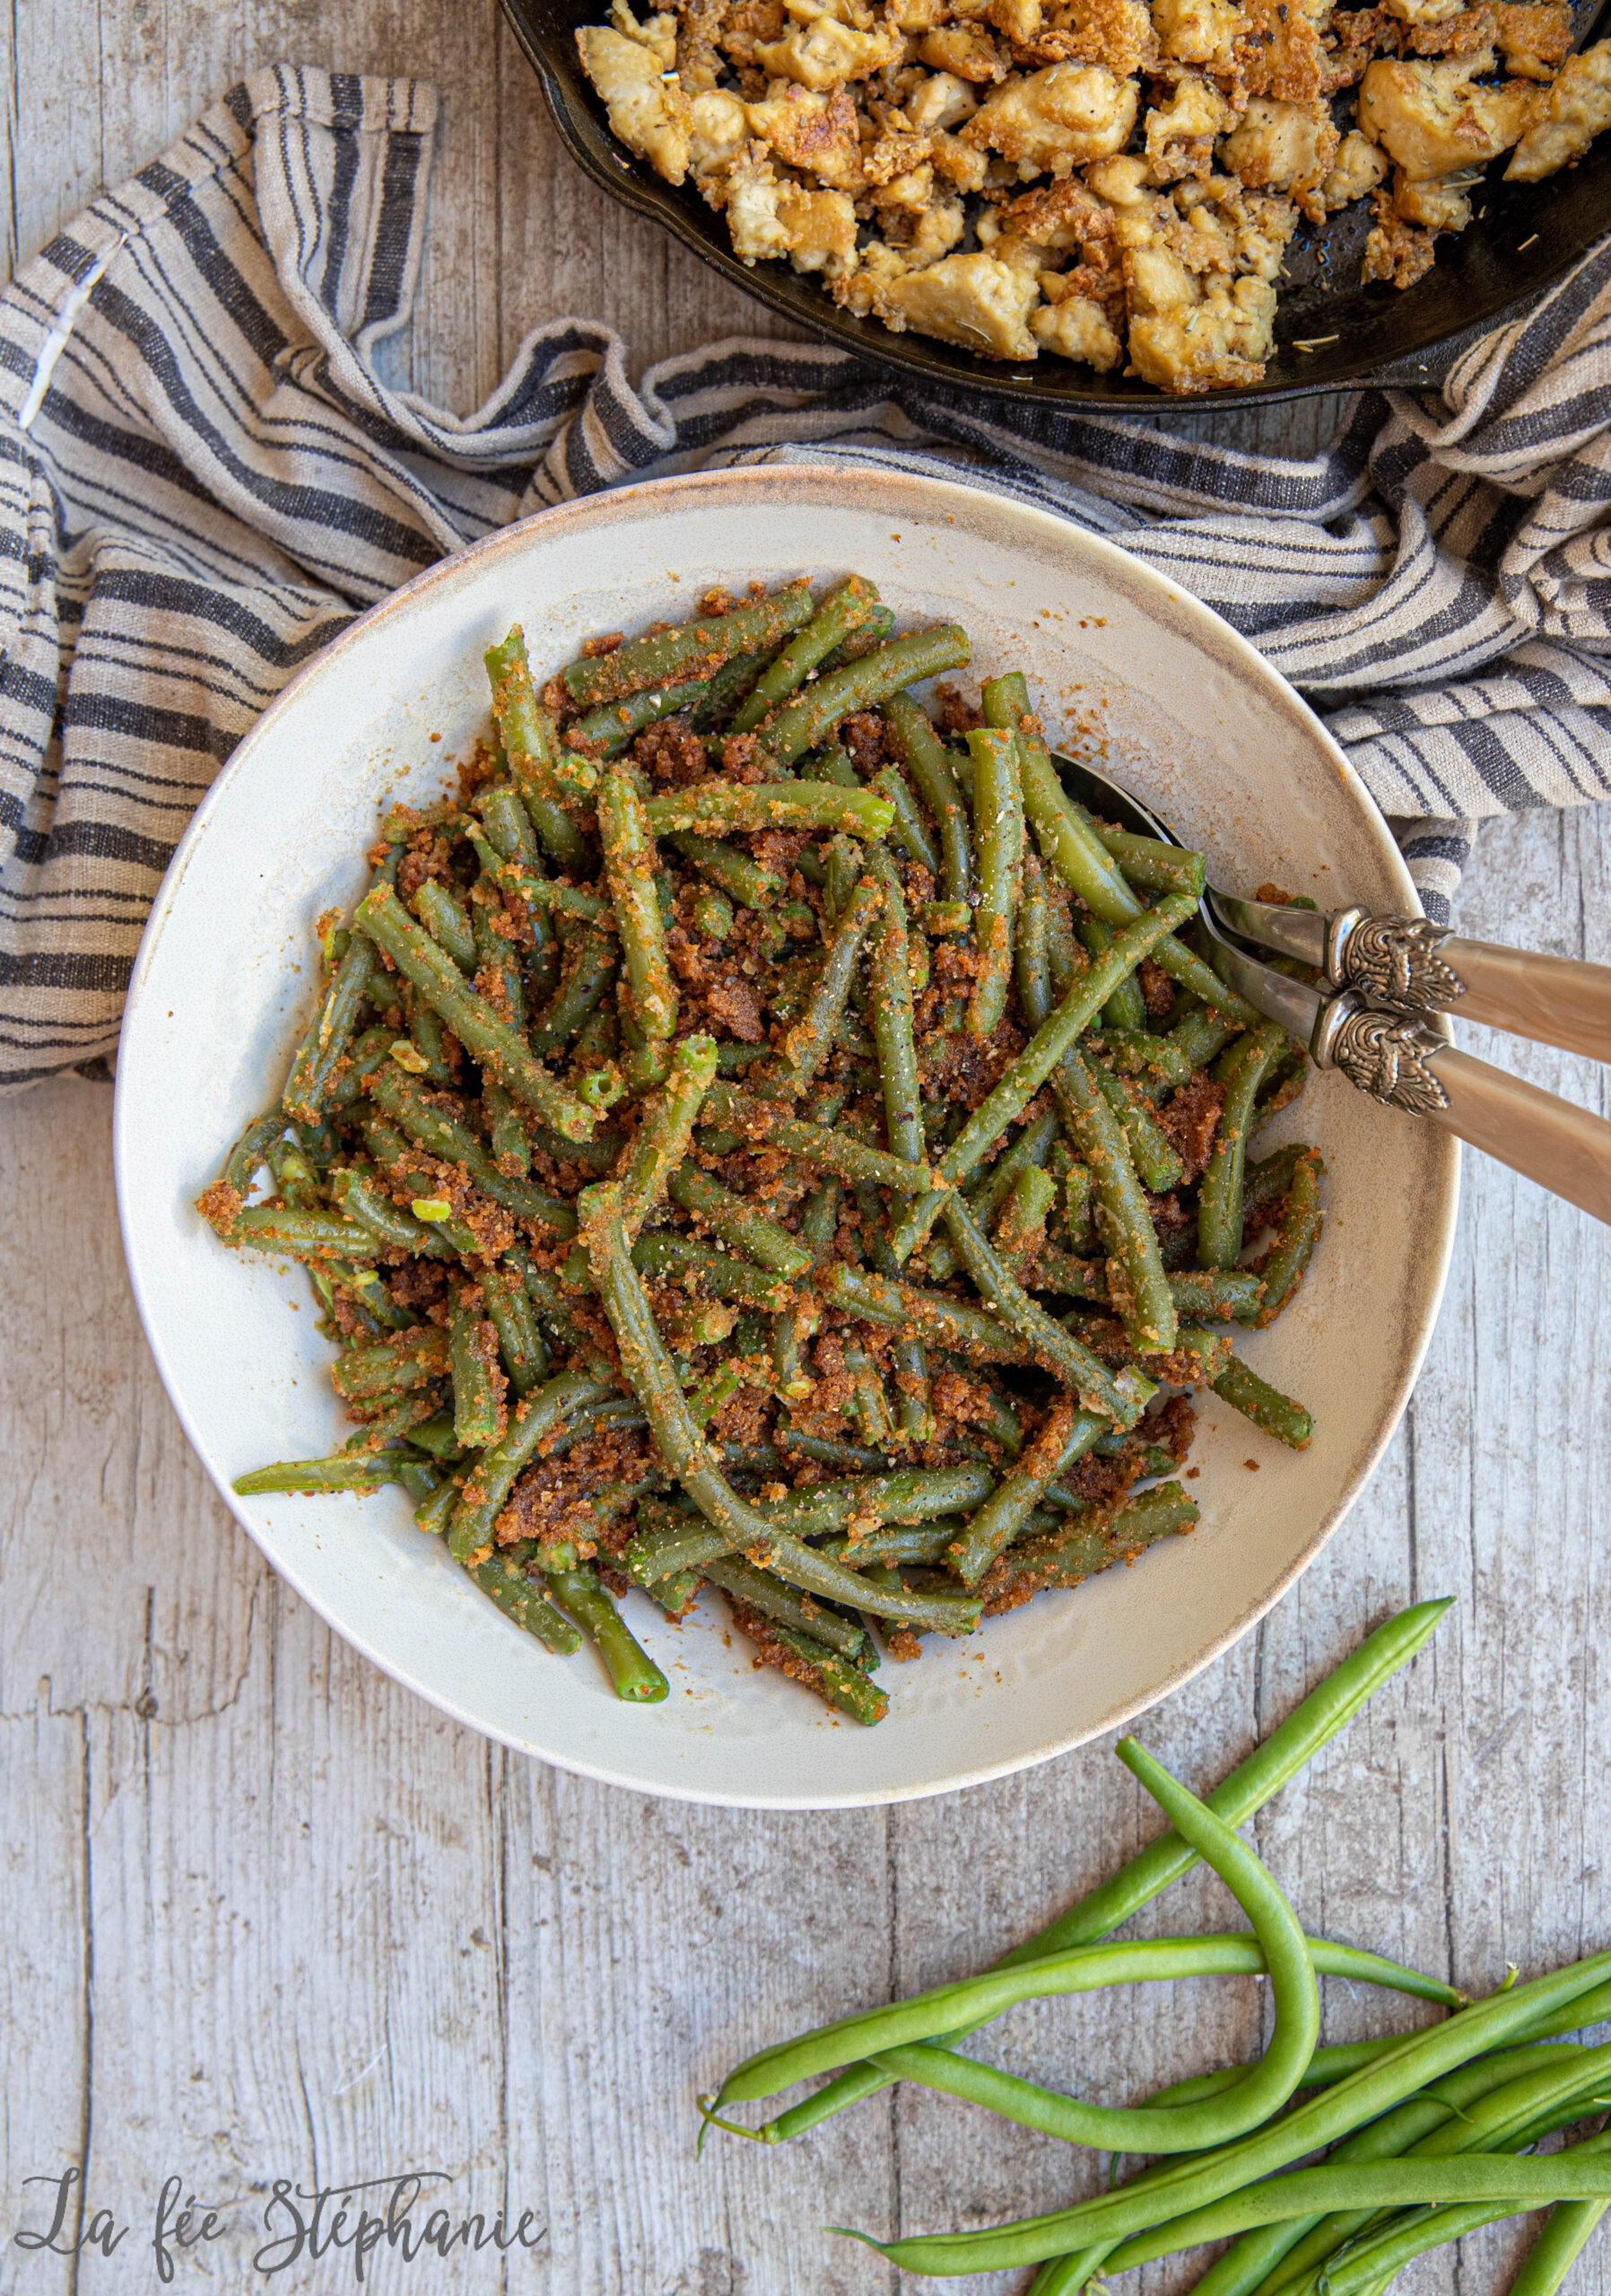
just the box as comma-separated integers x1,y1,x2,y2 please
727,577,881,734
448,1297,504,1453
1213,1354,1314,1449
446,1370,618,1563
825,1260,1033,1363
967,726,1024,1039
1080,912,1148,1032
570,674,710,759
868,868,924,1166
596,770,675,1041
356,884,595,1141
617,1035,718,1237
527,925,620,1058
283,936,378,1123
1091,1057,1185,1193
968,1110,1062,1231
484,627,593,867
886,691,972,902
332,1166,473,1259
542,1561,668,1700
366,1066,578,1234
482,1265,550,1396
667,1161,811,1276
994,1164,1057,1266
644,781,895,841
950,1396,1110,1586
755,1530,982,1636
1015,848,1053,1028
709,1085,945,1196
230,1205,381,1261
234,1448,411,1495
1255,1149,1325,1325
702,1555,868,1657
770,874,880,1096
628,1464,994,1584
664,831,783,909
469,1544,584,1653
331,1327,450,1399
984,1481,1197,1599
748,1620,890,1726
1054,1043,1178,1354
1199,1022,1292,1267
762,625,971,765
941,1194,1145,1423
874,763,941,874
1088,820,1209,900
414,875,476,971
632,1228,789,1305
1033,1251,1264,1323
560,583,813,709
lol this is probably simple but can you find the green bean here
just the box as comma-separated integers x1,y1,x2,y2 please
766,1600,1452,2144
233,1449,410,1495
283,937,378,1123
967,1112,1062,1235
597,770,677,1042
482,1264,551,1396
350,1387,440,1459
950,1396,1110,1586
966,728,1024,1040
448,1299,504,1453
891,891,1197,1264
446,1370,617,1563
1213,1355,1313,1449
1088,820,1209,901
819,1523,962,1567
1199,1022,1292,1268
470,896,526,1029
629,1465,993,1585
404,1412,462,1461
1053,1044,1177,1355
632,1229,788,1305
727,577,881,734
484,628,593,867
527,925,619,1059
1032,1252,1264,1323
814,744,858,792
209,1109,288,1213
667,1161,812,1277
331,1327,450,1399
469,1544,584,1653
770,874,880,1096
1091,1058,1185,1194
559,583,814,709
1255,1150,1324,1326
746,1620,890,1726
886,692,971,904
644,781,895,842
984,1481,1197,1598
365,1067,579,1235
414,876,476,971
822,833,864,926
868,870,924,1167
874,764,941,874
825,1259,1032,1363
756,1530,981,1635
396,1457,442,1506
690,886,734,942
1509,2199,1610,2296
702,1555,867,1658
542,1561,668,1700
477,780,541,865
356,885,595,1141
231,1205,381,1261
1080,912,1148,1032
942,1194,1145,1423
617,1035,718,1238
332,1166,474,1259
1243,1142,1308,1231
709,1085,945,1196
1015,848,1053,1028
570,674,709,760
995,1165,1057,1266
481,1082,531,1178
399,999,453,1083
664,831,783,910
762,626,971,765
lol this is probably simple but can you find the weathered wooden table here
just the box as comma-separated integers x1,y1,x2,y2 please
4,11,1609,2291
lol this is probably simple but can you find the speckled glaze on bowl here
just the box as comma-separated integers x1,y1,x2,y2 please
114,465,1458,1809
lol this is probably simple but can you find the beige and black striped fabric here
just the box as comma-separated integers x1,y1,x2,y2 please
4,65,1610,1084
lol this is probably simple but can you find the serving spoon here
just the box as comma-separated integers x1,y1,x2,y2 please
1049,750,1611,1227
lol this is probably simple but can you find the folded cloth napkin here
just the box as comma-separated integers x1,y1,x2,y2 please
4,65,1611,1086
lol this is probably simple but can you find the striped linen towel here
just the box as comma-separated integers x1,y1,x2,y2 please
4,67,1609,1085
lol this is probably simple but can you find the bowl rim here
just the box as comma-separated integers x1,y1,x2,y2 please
113,461,1459,1806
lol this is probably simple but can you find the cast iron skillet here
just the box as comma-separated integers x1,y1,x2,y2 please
501,0,1611,406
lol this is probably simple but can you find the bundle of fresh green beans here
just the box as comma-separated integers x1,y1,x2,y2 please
202,573,1325,1722
703,1603,1611,2296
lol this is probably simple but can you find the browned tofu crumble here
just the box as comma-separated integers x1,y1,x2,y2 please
575,0,1607,389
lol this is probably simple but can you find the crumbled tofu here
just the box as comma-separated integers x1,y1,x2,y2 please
1383,0,1464,22
1084,152,1160,202
754,12,905,83
610,0,680,65
1358,53,1537,176
912,192,971,257
1031,294,1125,363
779,182,862,270
689,87,750,178
1319,125,1391,204
1240,0,1337,104
832,237,914,313
988,0,1045,44
577,25,693,182
1506,37,1611,176
1362,187,1438,280
880,249,1042,352
745,84,865,183
905,68,981,127
963,63,1140,173
933,127,993,187
1041,0,1156,74
1152,0,1240,72
918,23,1012,76
1392,163,1472,226
724,143,797,257
1223,98,1341,214
1128,273,1279,389
1493,3,1572,80
1144,72,1237,180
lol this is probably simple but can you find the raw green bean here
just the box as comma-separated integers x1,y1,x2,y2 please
1255,1149,1324,1325
356,884,595,1142
886,691,972,904
448,1298,504,1452
667,1161,812,1277
702,1555,867,1658
366,1066,579,1235
940,1194,1145,1424
414,876,476,971
890,891,1197,1265
233,1449,411,1495
560,583,814,709
1213,1355,1313,1449
1509,2200,1609,2296
644,781,895,842
727,577,881,734
446,1369,619,1562
950,1395,1109,1587
482,1264,551,1396
868,869,924,1167
771,874,880,1096
570,674,709,759
597,770,677,1042
967,727,1024,1039
1054,1044,1178,1355
484,628,593,867
762,626,971,765
469,1544,584,1653
1200,1022,1292,1268
874,764,941,874
543,1561,669,1700
283,936,378,1123
664,831,784,910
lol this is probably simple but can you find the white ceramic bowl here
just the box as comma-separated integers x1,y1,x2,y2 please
115,465,1458,1809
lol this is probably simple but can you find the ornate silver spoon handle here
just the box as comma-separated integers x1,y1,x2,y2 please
1214,900,1611,1066
1314,1003,1611,1227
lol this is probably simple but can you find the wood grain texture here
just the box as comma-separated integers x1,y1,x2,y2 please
2,11,1609,2289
